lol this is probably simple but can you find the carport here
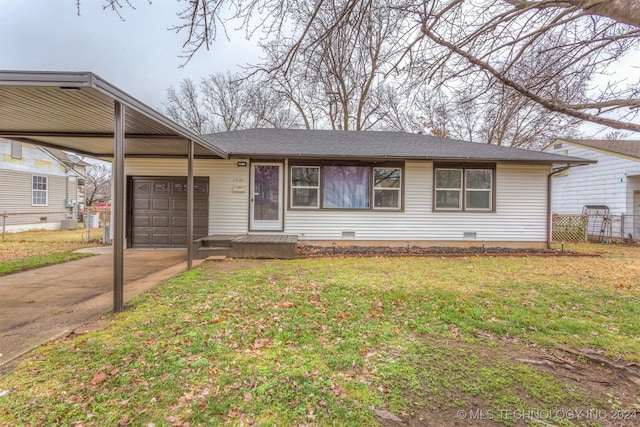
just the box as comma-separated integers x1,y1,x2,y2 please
0,70,229,312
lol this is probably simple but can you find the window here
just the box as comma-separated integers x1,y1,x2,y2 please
323,166,370,209
289,163,403,210
32,175,48,206
373,167,401,209
434,166,493,211
435,169,462,209
291,166,320,208
11,141,22,159
464,169,492,210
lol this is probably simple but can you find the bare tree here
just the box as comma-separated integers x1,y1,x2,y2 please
164,72,300,133
96,0,640,136
257,0,409,131
410,0,640,132
165,78,213,134
84,163,111,206
99,0,640,134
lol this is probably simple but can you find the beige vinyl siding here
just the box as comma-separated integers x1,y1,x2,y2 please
0,169,69,227
284,162,549,242
125,158,250,235
125,158,550,243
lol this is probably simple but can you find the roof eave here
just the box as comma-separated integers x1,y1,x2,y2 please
226,152,595,164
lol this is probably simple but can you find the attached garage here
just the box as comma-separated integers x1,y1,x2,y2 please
129,176,209,248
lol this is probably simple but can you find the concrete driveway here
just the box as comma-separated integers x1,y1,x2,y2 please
0,248,199,370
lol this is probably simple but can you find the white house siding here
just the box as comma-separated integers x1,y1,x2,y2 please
125,159,550,245
124,158,250,236
546,143,640,215
284,162,550,244
0,141,75,231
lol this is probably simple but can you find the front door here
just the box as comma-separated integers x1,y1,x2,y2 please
250,163,283,231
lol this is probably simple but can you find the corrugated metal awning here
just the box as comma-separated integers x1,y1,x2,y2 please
0,71,228,159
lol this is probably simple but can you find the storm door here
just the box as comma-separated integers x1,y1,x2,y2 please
250,163,283,231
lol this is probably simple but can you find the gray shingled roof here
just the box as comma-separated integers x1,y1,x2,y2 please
203,129,593,164
560,139,640,160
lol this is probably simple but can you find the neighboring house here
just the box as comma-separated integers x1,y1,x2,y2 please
0,139,86,232
543,138,640,240
123,128,590,249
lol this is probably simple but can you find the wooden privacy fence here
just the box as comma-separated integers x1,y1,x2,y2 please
552,214,587,242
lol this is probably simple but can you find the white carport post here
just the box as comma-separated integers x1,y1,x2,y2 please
187,140,194,270
113,101,125,313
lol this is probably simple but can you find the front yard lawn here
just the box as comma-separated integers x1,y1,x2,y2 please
0,228,103,275
1,244,638,426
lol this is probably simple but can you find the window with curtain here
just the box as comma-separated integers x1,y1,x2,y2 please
323,166,370,209
289,164,403,210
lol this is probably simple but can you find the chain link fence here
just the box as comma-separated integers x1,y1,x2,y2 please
2,207,111,243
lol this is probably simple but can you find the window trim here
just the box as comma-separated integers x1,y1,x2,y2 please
433,164,495,212
288,161,404,211
32,175,48,206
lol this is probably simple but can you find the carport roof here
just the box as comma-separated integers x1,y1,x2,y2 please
0,71,227,159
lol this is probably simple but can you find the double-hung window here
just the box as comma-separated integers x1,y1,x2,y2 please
291,166,320,208
32,175,48,206
373,167,401,209
434,166,493,211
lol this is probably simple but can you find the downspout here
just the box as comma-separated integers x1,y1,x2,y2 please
547,165,572,249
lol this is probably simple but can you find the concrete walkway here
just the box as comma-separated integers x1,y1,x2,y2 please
0,248,202,371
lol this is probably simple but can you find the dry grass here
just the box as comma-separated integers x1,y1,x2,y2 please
1,243,638,426
0,228,104,275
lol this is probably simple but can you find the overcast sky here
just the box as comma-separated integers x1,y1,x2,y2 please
1,0,638,138
0,0,261,112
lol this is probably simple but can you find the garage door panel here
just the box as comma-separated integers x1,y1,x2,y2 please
153,216,170,227
194,216,208,227
172,234,187,245
131,177,209,248
132,232,150,245
172,216,186,227
133,216,150,227
152,233,170,245
172,200,187,210
134,198,151,210
152,199,170,210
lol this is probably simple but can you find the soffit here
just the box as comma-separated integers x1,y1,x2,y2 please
0,71,227,159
